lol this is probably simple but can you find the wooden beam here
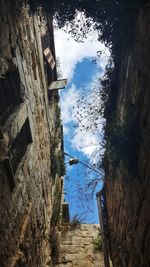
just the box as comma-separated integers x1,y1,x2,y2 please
48,79,68,91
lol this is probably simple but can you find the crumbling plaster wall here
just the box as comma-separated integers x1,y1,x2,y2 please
0,1,55,266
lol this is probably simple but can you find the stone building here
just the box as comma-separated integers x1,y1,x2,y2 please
0,1,66,266
0,1,104,267
96,6,150,267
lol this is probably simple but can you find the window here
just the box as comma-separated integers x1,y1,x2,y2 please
41,33,56,86
4,118,32,189
0,69,23,126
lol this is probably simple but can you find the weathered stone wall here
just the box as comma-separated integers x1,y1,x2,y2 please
0,1,58,266
55,224,104,267
104,6,150,267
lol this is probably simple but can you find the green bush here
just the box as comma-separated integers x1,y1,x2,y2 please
57,150,66,177
93,235,102,251
102,112,140,177
55,105,61,129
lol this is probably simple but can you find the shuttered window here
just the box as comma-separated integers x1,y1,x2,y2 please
41,33,56,86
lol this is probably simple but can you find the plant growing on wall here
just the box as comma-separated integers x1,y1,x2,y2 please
102,104,140,177
51,148,66,180
70,213,85,228
57,150,66,176
55,105,61,129
93,234,102,251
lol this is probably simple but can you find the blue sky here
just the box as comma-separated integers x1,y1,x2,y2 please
61,58,103,223
54,26,109,223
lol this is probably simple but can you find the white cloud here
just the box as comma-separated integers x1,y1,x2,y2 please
71,129,100,157
54,28,109,81
60,83,79,134
55,26,108,158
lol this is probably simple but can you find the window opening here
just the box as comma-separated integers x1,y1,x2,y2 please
41,33,56,86
6,118,32,176
0,69,23,126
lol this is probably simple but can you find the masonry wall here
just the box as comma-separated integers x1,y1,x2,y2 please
55,224,104,267
103,6,150,267
0,1,59,266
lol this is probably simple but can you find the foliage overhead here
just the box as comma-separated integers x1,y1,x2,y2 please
29,0,146,49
